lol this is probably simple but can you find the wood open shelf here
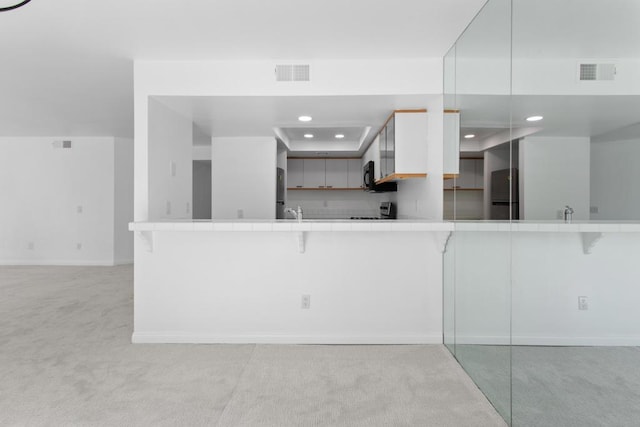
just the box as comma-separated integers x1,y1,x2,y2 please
443,174,459,180
376,173,427,184
287,187,363,191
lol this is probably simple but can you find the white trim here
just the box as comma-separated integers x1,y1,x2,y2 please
132,332,443,345
0,259,115,266
113,258,134,266
454,335,640,347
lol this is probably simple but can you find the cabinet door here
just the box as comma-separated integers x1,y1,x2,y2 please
325,159,348,189
287,159,304,188
443,112,460,175
347,159,362,188
473,159,484,189
458,159,476,189
379,126,387,180
303,159,326,188
386,114,395,176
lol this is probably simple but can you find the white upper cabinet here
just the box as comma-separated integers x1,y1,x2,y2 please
347,159,362,189
376,110,428,183
288,159,304,188
443,111,460,176
303,159,326,188
325,159,348,189
287,158,361,190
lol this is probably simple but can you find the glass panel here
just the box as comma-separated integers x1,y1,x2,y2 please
449,0,513,424
510,1,640,425
379,125,387,180
511,230,640,426
443,231,456,354
456,0,513,222
386,114,395,176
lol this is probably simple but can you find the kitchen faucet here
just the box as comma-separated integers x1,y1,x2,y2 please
563,205,574,223
285,206,303,222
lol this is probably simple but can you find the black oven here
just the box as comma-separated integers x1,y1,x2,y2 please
363,161,397,193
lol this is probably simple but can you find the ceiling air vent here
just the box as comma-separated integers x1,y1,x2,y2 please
52,140,72,148
579,63,616,81
275,64,310,82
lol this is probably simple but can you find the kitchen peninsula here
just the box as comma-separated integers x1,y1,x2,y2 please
130,219,452,344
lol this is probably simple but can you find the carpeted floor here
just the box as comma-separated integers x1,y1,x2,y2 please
0,265,505,427
455,344,640,427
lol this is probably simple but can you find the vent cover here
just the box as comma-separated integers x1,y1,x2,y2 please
52,140,72,148
579,63,616,81
275,64,310,82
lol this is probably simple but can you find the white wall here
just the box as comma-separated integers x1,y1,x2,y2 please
148,98,193,220
212,137,276,219
451,230,640,346
114,138,134,264
287,190,389,219
591,131,640,220
0,137,117,265
134,58,443,221
456,58,640,96
133,230,444,344
520,136,590,220
192,145,211,161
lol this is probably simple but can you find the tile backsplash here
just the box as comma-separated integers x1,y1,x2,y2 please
287,190,393,219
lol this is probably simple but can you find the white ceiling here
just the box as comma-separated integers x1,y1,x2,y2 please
2,0,638,152
154,94,433,157
0,0,487,137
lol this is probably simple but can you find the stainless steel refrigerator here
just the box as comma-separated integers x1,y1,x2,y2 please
490,168,519,220
276,167,285,219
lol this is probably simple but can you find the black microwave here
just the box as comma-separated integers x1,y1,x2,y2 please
363,161,397,193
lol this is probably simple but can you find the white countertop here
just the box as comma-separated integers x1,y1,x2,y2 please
129,220,640,233
453,220,640,232
129,219,454,232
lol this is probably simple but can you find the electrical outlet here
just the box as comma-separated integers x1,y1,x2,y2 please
301,294,311,309
77,205,83,214
237,209,244,219
76,243,82,250
590,206,599,214
578,296,588,310
186,202,190,214
166,201,172,215
27,242,34,250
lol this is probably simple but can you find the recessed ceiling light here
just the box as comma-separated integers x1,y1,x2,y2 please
335,134,345,139
526,115,543,122
464,134,476,139
298,116,312,122
304,134,314,139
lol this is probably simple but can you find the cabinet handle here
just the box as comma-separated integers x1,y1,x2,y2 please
326,186,333,188
318,186,325,188
296,185,303,188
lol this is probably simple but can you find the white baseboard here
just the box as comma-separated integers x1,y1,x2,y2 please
453,335,640,346
132,332,443,345
0,259,116,266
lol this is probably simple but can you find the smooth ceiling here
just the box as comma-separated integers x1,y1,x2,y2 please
0,0,487,137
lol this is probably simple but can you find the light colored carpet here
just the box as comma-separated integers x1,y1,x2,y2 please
0,265,505,427
454,344,640,427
